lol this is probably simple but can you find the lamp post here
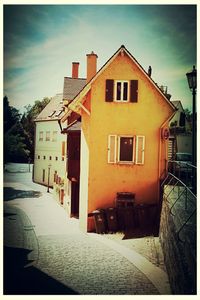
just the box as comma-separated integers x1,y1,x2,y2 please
186,65,197,166
186,65,197,193
47,164,51,193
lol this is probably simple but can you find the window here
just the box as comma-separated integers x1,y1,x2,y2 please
39,131,43,141
108,135,117,163
46,131,50,141
62,157,65,161
43,156,46,160
55,156,58,161
118,136,134,162
108,135,145,165
52,131,57,142
38,155,40,159
105,79,138,102
115,81,129,102
49,156,52,160
55,110,63,117
135,136,145,165
48,111,56,117
61,141,66,156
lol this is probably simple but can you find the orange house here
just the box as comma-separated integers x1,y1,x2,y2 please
62,45,176,232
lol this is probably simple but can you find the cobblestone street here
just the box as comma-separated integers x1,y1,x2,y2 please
3,163,171,295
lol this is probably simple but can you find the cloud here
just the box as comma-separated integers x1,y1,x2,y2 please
3,4,196,111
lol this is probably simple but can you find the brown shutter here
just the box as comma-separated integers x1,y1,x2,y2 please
105,79,114,102
130,80,138,102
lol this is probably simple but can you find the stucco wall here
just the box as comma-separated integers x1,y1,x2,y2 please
82,52,174,215
34,120,66,186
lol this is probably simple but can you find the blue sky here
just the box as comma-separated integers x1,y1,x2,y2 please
4,4,197,111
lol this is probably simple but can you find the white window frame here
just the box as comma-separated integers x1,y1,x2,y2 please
46,131,50,141
108,135,117,163
39,131,43,141
117,135,135,164
135,135,145,165
114,80,130,102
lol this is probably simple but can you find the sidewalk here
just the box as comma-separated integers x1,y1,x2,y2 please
4,178,171,295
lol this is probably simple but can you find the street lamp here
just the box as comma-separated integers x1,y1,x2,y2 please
47,164,51,193
186,65,197,166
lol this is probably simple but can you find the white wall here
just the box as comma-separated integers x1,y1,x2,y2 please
177,134,192,154
34,120,66,186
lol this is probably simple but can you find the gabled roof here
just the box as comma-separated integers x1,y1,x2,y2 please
67,45,176,114
171,100,184,112
35,93,64,122
62,120,81,133
63,77,86,101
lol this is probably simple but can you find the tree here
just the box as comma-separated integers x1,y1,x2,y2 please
3,96,51,164
3,96,21,133
21,97,51,161
3,96,30,163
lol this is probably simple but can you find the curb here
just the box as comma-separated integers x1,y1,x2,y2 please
4,203,39,266
89,233,171,295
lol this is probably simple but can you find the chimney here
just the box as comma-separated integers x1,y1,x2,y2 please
72,62,79,79
148,66,152,77
86,51,98,83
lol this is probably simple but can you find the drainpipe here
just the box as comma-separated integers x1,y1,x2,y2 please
158,110,177,202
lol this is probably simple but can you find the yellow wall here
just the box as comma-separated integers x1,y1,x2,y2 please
79,52,174,230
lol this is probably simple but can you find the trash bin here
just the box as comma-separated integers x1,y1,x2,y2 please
106,207,118,233
124,207,135,230
116,192,135,207
135,204,158,229
92,209,107,234
117,207,125,231
116,192,135,231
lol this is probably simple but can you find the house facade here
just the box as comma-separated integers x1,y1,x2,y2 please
33,93,66,188
168,100,192,159
60,65,86,215
61,45,176,232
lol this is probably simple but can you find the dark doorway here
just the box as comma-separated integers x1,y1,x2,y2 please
71,181,79,218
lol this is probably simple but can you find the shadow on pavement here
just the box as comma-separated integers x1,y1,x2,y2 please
122,226,159,240
3,187,42,201
4,246,78,295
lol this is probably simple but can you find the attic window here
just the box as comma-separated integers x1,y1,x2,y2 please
55,109,63,117
115,81,129,102
48,111,56,117
105,79,138,102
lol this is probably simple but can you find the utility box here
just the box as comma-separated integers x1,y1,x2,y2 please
92,209,107,234
106,207,118,233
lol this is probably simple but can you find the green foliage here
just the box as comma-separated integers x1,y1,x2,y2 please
21,97,51,160
3,96,51,163
3,96,21,133
4,133,30,163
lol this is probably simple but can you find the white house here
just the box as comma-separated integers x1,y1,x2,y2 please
33,93,66,188
168,100,192,159
33,62,86,207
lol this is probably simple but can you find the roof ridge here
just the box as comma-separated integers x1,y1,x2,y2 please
64,76,86,80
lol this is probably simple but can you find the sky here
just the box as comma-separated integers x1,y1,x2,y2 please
3,4,197,112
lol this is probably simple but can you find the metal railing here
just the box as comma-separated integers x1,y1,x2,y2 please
161,171,196,243
168,161,197,195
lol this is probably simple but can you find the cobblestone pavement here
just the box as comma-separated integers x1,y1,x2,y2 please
3,166,171,295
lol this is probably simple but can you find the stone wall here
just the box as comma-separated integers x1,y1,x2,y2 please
159,186,196,294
